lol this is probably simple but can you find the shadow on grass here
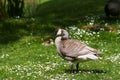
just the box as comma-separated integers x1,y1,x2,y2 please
0,18,56,44
65,69,107,74
0,21,22,44
36,0,107,24
1,0,115,44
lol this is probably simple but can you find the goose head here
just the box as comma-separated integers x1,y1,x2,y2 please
55,29,69,40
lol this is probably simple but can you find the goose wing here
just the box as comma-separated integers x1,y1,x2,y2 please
59,39,100,58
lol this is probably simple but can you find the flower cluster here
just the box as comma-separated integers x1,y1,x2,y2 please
106,53,120,64
66,26,100,45
0,54,9,59
1,61,69,80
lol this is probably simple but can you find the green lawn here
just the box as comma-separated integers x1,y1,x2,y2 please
0,0,120,80
0,27,120,80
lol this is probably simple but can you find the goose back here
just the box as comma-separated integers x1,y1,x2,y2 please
59,39,100,59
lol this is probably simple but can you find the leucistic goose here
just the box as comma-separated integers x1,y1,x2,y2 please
55,29,102,73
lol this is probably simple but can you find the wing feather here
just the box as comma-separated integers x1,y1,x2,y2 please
59,39,100,58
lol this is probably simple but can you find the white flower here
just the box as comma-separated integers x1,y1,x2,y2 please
28,42,31,45
1,54,5,58
0,54,9,58
27,73,32,76
89,22,94,26
69,25,77,30
105,23,108,26
45,66,52,71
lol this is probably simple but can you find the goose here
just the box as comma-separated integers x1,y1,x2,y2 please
55,28,102,73
105,0,120,17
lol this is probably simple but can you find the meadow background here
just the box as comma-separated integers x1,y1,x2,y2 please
0,0,120,80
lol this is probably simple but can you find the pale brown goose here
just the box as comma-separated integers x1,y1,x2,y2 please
55,29,102,73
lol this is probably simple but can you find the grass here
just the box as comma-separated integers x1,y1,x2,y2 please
0,27,120,80
0,0,120,80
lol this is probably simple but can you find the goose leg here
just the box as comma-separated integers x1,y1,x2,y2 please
69,61,74,73
76,63,79,72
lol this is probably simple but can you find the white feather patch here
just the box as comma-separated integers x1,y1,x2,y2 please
77,54,99,60
57,29,62,35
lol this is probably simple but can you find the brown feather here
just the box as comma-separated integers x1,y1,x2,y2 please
59,39,100,58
